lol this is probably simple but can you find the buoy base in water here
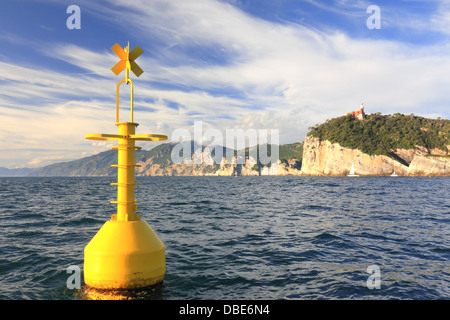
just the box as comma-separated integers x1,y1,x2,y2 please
84,218,165,290
82,281,166,300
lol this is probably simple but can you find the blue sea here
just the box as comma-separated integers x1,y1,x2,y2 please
0,176,449,300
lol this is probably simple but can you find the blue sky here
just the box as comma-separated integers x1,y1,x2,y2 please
1,0,450,168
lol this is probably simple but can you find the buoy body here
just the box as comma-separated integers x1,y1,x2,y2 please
84,218,165,290
84,122,166,290
83,43,168,293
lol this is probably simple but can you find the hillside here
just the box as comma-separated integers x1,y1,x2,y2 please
302,113,450,176
239,142,303,163
27,141,303,177
307,113,450,158
0,167,35,177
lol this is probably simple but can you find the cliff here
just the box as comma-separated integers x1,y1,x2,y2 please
407,154,450,176
308,113,450,158
136,154,302,176
302,133,450,176
302,112,450,176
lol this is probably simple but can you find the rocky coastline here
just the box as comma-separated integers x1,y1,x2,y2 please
300,136,450,177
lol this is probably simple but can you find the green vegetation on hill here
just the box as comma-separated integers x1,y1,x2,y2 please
236,142,303,165
279,142,303,161
307,113,450,156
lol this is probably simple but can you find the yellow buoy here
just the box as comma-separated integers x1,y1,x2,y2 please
84,42,167,291
84,218,165,289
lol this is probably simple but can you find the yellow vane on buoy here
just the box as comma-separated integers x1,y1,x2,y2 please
83,42,167,293
111,42,144,79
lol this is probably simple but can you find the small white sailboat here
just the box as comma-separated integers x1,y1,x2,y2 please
391,169,398,177
348,163,358,177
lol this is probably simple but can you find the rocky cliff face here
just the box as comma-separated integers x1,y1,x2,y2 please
135,155,302,176
260,159,302,176
407,155,450,176
301,136,450,176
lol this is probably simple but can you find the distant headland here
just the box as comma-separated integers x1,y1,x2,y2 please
303,109,449,177
1,111,449,177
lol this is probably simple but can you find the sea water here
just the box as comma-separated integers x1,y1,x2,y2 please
0,176,448,299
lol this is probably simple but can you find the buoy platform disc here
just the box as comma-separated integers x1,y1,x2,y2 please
84,219,165,290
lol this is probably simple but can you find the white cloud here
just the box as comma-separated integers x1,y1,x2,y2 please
429,1,450,35
98,0,450,116
1,0,450,168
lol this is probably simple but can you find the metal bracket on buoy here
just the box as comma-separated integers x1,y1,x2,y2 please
83,42,167,293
